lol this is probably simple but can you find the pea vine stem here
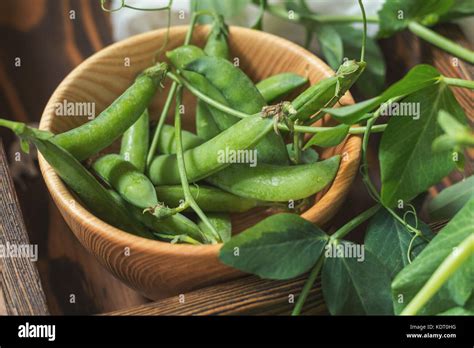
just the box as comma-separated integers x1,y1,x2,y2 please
401,234,474,315
167,72,387,135
174,87,219,244
443,77,474,89
330,203,381,241
407,21,474,64
291,255,324,316
147,10,217,167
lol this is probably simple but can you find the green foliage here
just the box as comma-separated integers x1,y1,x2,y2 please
365,209,433,278
323,64,442,124
392,199,474,315
428,176,474,221
219,213,328,279
377,0,453,38
379,82,467,208
322,241,393,315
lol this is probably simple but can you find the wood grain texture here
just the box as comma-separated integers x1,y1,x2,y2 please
38,26,358,300
106,275,326,316
0,0,148,314
0,141,49,315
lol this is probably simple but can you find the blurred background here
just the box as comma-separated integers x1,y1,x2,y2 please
0,0,472,315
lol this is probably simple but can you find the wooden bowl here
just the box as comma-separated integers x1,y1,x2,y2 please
38,26,360,300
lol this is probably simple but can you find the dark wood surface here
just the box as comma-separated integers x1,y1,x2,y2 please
0,141,49,315
0,0,472,315
108,275,326,316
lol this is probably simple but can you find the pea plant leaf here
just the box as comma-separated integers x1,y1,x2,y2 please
432,110,474,153
364,208,433,279
303,124,349,149
392,199,474,315
428,176,474,221
379,82,467,208
322,241,393,315
438,307,474,315
219,213,328,280
334,25,386,98
314,25,344,70
323,64,441,125
377,0,453,38
440,0,474,21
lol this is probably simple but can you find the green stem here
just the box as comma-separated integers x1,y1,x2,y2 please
146,10,204,167
292,203,381,315
401,234,474,315
443,77,474,89
174,87,219,244
350,124,386,134
147,82,177,167
330,204,380,240
291,255,325,316
168,72,388,135
408,21,474,64
357,0,367,62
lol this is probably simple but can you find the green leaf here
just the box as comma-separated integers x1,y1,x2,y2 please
440,0,474,21
392,199,474,315
365,209,433,279
286,144,319,164
314,25,343,70
377,0,453,38
303,124,349,149
432,110,474,153
191,0,250,23
428,176,474,220
322,241,393,315
379,82,467,208
199,213,232,243
324,64,441,124
437,110,467,135
334,25,386,98
219,213,328,280
438,307,474,315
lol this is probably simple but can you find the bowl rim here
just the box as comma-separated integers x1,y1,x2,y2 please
38,25,359,257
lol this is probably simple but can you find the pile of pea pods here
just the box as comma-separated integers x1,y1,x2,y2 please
0,15,365,245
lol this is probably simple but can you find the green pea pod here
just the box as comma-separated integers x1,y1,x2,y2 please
155,185,263,213
120,109,149,172
256,73,308,103
196,15,230,140
291,60,366,122
198,213,232,243
92,154,158,209
185,56,289,165
167,46,237,130
195,100,220,140
147,113,274,185
53,63,167,161
206,156,341,202
157,124,204,154
204,14,230,60
108,189,205,243
0,119,151,238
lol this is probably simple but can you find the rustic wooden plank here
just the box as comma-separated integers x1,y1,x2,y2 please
0,141,49,315
106,275,326,316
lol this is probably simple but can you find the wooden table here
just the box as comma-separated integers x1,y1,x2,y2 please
0,0,472,315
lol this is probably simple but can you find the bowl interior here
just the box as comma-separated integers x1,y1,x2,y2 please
39,25,356,241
